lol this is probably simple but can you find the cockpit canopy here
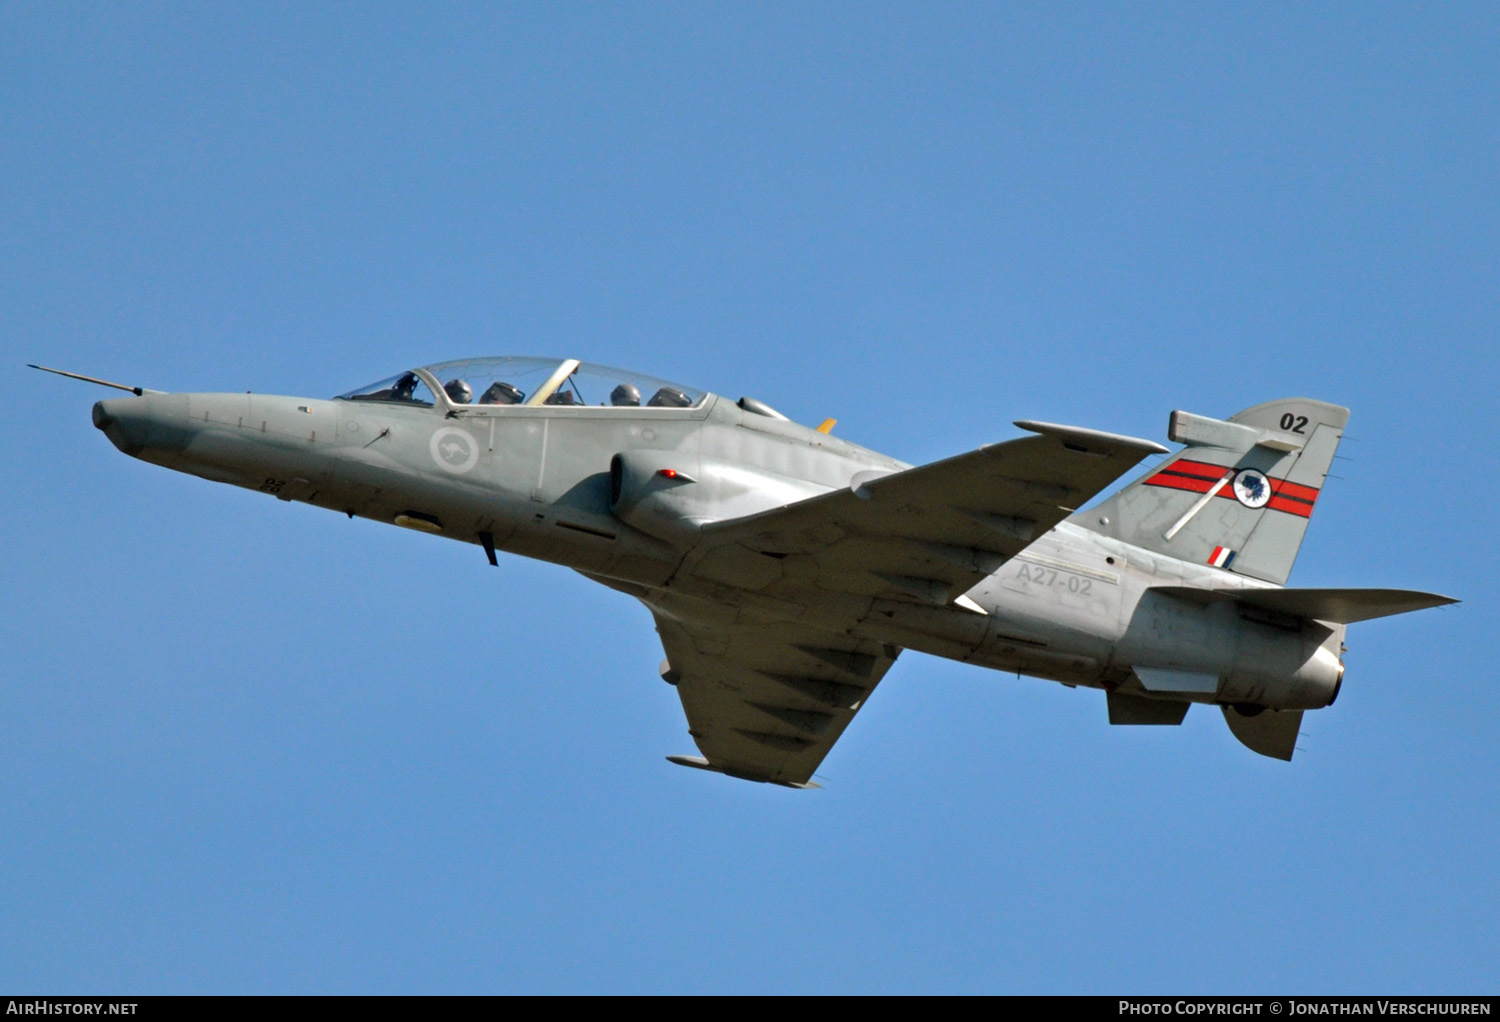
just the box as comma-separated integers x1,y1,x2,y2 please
335,356,707,410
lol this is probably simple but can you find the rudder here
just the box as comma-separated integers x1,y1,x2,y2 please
1075,398,1349,585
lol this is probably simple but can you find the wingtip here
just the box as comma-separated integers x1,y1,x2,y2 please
666,755,819,789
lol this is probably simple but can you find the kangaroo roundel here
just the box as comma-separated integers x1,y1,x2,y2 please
430,426,478,474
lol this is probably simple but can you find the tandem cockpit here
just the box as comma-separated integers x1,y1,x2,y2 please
335,357,709,412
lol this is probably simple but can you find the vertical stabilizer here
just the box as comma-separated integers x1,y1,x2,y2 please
1075,399,1349,584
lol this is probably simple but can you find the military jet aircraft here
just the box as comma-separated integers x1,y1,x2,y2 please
43,356,1454,787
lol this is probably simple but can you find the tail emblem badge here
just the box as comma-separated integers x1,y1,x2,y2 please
1232,469,1272,508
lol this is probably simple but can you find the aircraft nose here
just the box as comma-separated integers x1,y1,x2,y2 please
93,395,188,458
93,398,148,455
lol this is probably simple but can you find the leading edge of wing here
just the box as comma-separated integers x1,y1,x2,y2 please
1009,420,1169,458
697,418,1166,549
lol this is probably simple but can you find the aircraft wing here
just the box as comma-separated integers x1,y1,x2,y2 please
683,421,1167,607
648,421,1160,785
651,608,900,787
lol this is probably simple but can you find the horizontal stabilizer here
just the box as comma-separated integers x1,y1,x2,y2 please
1153,585,1457,624
1223,705,1303,761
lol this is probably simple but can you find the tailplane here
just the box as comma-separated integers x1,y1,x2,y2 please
1076,398,1349,584
1151,585,1457,624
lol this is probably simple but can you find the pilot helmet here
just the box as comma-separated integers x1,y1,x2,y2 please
610,383,641,406
443,378,473,404
647,386,693,408
480,381,524,405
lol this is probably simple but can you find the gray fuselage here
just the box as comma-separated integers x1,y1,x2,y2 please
92,381,1344,717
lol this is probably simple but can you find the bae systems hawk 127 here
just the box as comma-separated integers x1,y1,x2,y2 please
40,357,1455,787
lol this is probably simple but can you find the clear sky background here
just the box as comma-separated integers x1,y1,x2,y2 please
2,3,1495,994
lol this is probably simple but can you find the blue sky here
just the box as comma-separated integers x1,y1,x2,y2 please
2,3,1495,993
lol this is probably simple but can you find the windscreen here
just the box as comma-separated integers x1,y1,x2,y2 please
334,371,436,406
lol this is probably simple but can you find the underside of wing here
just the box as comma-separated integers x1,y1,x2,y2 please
650,603,900,787
681,421,1166,608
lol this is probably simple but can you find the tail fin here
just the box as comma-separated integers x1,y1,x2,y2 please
1076,398,1349,585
